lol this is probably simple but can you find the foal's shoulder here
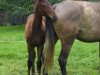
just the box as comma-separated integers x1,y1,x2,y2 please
27,14,34,20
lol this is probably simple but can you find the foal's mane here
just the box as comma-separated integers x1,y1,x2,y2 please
35,0,51,8
32,0,43,33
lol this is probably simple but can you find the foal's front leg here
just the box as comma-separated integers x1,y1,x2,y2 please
58,36,75,75
37,45,44,75
27,44,36,75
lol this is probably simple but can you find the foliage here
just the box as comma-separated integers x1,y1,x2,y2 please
0,0,34,14
0,0,100,15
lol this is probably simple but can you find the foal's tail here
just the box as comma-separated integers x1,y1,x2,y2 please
43,17,56,73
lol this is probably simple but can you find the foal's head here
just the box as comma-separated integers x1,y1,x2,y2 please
35,0,56,20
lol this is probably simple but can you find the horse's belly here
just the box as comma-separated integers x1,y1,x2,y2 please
76,29,100,42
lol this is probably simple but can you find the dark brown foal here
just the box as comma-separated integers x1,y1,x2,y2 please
25,0,56,75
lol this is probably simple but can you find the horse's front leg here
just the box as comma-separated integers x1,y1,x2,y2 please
27,43,36,75
37,45,44,75
58,36,76,75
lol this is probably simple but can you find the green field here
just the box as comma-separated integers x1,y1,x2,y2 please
0,25,99,75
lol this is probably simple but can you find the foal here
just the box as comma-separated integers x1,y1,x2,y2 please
25,0,56,75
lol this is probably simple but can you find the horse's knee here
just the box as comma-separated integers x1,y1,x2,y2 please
58,57,67,69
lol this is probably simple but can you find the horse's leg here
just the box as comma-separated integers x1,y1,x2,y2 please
58,36,76,75
27,43,36,75
37,45,44,75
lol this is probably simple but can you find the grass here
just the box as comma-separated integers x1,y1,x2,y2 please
0,25,25,41
0,25,99,75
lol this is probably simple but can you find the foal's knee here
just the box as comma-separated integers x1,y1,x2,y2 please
27,58,32,69
37,59,42,71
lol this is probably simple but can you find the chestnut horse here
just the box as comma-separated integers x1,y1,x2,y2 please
43,1,100,75
25,0,56,75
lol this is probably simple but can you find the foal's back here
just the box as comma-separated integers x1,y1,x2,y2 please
53,1,100,42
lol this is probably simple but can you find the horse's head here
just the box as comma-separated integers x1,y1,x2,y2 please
35,0,56,20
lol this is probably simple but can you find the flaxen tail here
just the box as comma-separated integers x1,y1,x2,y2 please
43,17,56,73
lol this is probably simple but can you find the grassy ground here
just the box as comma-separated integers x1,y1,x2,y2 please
0,25,99,75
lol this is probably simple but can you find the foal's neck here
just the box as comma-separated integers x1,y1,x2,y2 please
32,13,42,33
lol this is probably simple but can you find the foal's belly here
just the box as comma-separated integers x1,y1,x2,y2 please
31,33,45,46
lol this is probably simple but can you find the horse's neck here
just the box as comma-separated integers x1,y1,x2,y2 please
32,13,42,33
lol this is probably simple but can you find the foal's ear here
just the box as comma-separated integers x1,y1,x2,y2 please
33,0,37,8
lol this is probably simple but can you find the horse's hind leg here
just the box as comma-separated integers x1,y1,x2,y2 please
37,45,44,75
27,43,36,75
58,36,76,75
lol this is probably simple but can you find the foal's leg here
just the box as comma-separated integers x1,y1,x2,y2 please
58,36,75,75
37,45,44,75
27,44,36,75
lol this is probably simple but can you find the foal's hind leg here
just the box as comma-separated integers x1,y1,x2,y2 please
58,36,76,75
37,45,44,75
27,43,36,75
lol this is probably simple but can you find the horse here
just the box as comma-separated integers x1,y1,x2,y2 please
43,1,100,75
25,0,56,75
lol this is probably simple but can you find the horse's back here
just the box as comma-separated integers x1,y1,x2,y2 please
53,1,100,23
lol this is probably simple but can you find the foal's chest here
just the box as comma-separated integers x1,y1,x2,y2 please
31,32,45,46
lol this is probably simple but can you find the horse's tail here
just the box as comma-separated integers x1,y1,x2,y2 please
43,17,56,73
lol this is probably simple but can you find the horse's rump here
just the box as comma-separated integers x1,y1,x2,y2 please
52,1,100,42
